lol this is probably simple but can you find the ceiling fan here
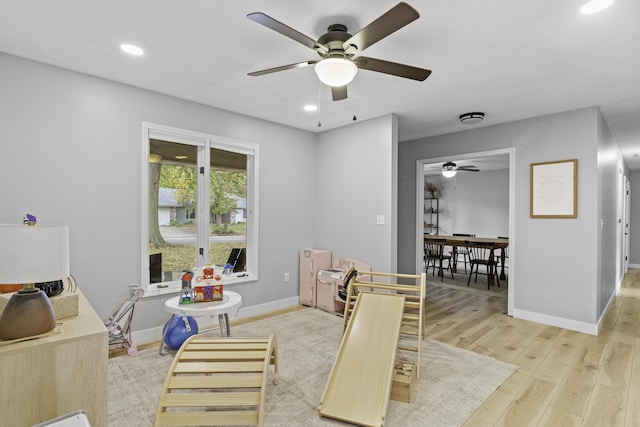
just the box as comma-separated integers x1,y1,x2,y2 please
247,2,432,101
441,161,480,177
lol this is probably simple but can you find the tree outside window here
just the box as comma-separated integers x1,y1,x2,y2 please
148,139,247,283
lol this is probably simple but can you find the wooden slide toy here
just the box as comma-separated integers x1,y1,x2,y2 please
319,292,406,427
155,335,278,427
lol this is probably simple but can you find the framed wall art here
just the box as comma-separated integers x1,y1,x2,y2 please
530,159,577,218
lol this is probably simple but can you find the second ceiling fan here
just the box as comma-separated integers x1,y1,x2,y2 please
441,161,480,177
247,2,432,101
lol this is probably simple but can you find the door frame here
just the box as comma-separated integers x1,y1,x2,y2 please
415,147,515,315
623,175,631,274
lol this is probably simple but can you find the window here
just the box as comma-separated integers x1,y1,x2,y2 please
141,123,259,296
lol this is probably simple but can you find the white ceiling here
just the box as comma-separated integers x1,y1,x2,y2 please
2,1,639,167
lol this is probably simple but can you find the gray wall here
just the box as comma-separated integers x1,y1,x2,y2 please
0,53,399,340
431,169,509,238
315,115,397,272
597,111,624,315
399,107,624,332
0,51,628,337
630,171,640,266
0,53,318,333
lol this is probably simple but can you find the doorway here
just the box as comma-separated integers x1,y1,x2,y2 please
415,148,515,315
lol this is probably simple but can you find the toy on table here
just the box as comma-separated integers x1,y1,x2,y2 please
23,213,36,226
192,265,224,302
223,263,234,275
179,271,194,305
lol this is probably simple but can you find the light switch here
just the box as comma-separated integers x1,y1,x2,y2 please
377,214,385,225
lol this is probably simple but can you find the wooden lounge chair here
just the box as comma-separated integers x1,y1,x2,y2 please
154,335,278,427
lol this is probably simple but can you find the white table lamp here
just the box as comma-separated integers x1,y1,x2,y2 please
0,224,70,340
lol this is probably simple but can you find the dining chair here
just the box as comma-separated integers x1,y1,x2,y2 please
449,233,475,273
464,241,500,289
424,238,454,281
494,236,509,276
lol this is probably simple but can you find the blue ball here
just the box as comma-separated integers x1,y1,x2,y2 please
163,315,198,350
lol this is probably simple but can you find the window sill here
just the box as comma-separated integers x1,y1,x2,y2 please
142,273,257,299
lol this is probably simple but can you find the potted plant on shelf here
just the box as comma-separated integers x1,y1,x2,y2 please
425,182,439,199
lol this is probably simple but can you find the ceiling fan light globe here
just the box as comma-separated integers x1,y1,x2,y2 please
580,0,613,14
442,170,457,178
315,58,357,87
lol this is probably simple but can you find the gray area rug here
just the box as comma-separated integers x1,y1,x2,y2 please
109,308,516,426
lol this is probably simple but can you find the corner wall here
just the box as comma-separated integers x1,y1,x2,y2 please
315,115,398,272
399,108,606,333
630,171,640,266
596,110,625,318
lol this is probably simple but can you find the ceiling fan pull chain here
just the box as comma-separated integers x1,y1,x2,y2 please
352,82,357,121
317,84,322,127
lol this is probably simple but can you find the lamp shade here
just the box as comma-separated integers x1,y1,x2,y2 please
314,58,358,87
442,170,457,178
0,225,69,283
0,224,69,340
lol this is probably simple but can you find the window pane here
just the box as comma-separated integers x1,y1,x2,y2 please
209,147,247,271
149,140,198,282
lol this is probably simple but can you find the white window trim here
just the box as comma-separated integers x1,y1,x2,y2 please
140,122,259,297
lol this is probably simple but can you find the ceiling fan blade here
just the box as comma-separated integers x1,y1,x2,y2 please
248,60,318,76
331,85,348,101
355,56,431,81
458,166,480,172
343,2,419,52
247,12,328,54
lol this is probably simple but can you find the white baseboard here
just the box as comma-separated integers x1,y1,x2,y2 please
629,263,640,269
595,274,624,333
596,282,618,333
130,296,300,347
512,308,598,335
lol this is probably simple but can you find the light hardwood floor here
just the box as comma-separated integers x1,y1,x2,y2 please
114,271,638,426
424,268,640,426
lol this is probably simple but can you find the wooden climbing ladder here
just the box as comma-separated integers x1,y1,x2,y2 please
342,269,427,378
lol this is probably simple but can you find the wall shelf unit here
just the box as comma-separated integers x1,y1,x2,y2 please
424,197,439,235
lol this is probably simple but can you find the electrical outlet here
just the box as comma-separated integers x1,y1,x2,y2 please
284,272,290,282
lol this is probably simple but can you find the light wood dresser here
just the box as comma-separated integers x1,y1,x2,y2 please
0,290,108,427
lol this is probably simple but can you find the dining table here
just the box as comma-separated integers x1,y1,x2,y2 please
423,234,509,284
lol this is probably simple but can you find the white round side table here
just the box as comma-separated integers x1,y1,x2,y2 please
159,290,242,354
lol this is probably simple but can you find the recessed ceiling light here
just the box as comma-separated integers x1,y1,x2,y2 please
120,43,144,56
580,0,613,14
304,104,318,112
